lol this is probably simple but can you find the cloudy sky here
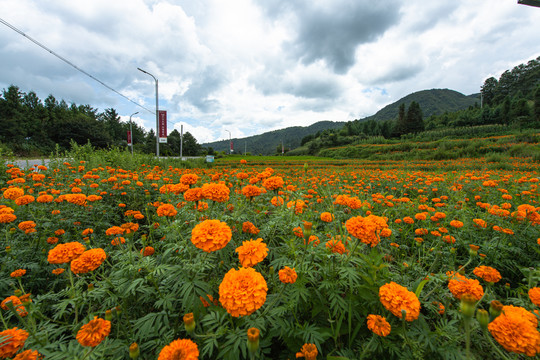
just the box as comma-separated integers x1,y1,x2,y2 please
1,1,539,144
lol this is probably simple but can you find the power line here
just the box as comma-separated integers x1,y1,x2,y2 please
0,16,154,115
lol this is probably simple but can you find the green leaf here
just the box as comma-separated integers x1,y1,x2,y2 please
415,278,429,297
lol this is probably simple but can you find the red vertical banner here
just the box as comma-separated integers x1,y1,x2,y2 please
230,140,233,152
158,110,167,143
127,131,132,146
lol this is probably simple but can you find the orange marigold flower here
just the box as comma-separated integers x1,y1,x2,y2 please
121,222,139,234
320,212,334,222
1,296,22,311
0,213,17,223
379,282,421,321
156,203,177,217
473,266,502,283
141,246,155,257
262,176,284,191
18,221,36,231
529,287,540,307
200,294,218,307
345,214,389,247
296,343,318,360
105,226,125,236
76,316,111,347
0,327,29,358
47,242,86,264
279,266,298,284
200,182,230,203
325,239,348,254
47,236,59,244
81,228,94,236
3,187,24,200
111,237,126,246
271,196,284,206
488,305,540,357
473,218,487,228
157,338,199,360
242,221,260,235
449,220,463,228
180,173,199,185
191,219,232,252
448,275,484,300
366,314,391,337
10,269,26,278
219,267,267,317
70,248,107,274
64,193,87,206
235,238,268,267
54,229,65,236
14,195,35,206
184,187,202,202
52,268,65,275
12,349,41,360
242,185,263,198
36,194,54,203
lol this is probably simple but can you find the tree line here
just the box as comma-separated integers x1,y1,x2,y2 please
0,85,203,157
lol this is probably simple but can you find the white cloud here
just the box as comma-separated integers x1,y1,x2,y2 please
1,0,539,144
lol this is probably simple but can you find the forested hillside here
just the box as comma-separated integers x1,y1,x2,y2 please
202,121,345,156
295,56,540,156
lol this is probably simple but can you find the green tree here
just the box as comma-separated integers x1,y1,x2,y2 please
181,131,201,156
534,86,540,126
0,85,25,144
391,103,407,137
405,101,424,134
480,77,498,107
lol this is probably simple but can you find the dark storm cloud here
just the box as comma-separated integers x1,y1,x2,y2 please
257,0,402,74
250,69,343,100
182,65,226,112
367,62,424,85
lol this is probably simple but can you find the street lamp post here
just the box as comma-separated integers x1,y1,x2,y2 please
129,111,139,156
225,129,231,155
137,67,159,158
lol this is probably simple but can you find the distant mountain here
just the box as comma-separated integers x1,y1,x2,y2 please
202,121,345,155
202,89,480,155
362,89,480,122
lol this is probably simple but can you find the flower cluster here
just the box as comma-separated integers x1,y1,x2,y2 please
345,214,389,247
47,242,86,264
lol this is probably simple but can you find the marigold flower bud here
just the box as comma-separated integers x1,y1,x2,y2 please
247,327,260,354
460,294,477,318
88,283,94,291
476,309,489,329
489,300,503,318
129,342,140,359
469,244,479,257
105,309,112,321
183,313,195,334
14,289,22,297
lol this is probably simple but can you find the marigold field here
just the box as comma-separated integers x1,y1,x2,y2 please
0,154,539,360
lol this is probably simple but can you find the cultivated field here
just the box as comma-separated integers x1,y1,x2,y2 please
0,153,539,359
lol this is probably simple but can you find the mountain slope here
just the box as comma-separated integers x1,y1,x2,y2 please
202,121,345,155
363,89,480,122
